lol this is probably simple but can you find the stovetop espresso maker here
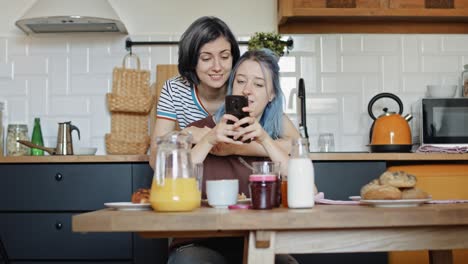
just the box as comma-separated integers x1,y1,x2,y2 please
18,121,80,155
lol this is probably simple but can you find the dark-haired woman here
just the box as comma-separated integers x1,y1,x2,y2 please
149,16,240,168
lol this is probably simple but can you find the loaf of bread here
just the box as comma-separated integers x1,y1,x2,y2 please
131,188,150,204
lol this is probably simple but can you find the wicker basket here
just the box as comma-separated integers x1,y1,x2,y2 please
105,133,150,155
112,54,150,96
107,93,155,114
106,53,153,155
110,113,149,135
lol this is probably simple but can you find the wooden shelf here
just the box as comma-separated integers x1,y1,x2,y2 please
308,152,468,161
278,0,468,33
0,155,149,163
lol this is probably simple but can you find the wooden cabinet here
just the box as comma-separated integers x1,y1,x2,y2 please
278,0,468,33
0,162,167,264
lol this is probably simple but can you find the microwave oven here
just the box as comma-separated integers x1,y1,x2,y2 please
421,98,468,146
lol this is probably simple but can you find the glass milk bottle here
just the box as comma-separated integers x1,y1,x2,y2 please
287,138,315,208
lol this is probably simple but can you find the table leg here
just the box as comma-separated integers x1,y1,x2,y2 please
247,231,275,264
429,250,453,264
243,235,249,264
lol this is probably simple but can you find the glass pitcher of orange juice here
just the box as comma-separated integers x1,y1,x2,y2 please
150,131,201,212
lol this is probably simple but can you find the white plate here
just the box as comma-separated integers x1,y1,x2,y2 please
349,196,361,201
104,202,151,211
360,198,432,208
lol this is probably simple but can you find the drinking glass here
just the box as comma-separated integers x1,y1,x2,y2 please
251,161,281,207
318,133,335,152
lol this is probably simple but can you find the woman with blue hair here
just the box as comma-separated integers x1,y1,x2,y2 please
167,49,299,264
191,48,291,177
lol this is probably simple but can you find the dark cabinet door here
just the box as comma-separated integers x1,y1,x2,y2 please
0,164,132,211
314,161,387,200
0,213,132,260
132,163,154,190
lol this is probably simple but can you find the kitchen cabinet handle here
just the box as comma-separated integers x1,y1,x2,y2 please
55,173,63,181
55,222,63,230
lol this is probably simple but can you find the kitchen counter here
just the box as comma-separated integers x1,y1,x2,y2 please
0,155,149,163
1,153,468,163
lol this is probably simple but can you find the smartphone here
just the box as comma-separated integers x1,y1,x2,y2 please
225,95,250,142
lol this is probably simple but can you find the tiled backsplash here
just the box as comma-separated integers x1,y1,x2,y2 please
1,34,467,154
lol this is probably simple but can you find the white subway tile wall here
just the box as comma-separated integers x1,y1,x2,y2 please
0,34,467,154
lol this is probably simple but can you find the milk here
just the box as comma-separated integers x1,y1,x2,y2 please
287,158,315,208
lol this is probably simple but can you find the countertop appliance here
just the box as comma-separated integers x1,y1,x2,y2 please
15,0,127,34
421,98,468,147
368,93,413,152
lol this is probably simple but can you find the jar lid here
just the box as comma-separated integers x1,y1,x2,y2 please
249,174,277,182
7,124,28,131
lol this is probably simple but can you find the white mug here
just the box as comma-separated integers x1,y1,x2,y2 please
206,179,239,208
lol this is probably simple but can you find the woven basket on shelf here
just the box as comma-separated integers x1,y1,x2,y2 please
105,133,150,155
106,53,154,155
111,113,149,136
112,54,150,96
106,93,155,114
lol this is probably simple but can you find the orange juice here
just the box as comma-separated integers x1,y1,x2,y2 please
150,177,201,212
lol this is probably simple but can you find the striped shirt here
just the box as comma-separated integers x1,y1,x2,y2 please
156,75,209,129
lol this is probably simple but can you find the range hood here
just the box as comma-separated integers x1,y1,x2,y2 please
16,0,127,34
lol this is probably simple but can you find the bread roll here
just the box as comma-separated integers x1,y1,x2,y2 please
379,171,417,188
361,185,402,200
131,188,150,204
360,179,380,196
401,188,430,199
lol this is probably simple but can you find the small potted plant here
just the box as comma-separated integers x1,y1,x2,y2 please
247,32,293,57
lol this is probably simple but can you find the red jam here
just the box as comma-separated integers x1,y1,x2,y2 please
249,175,278,210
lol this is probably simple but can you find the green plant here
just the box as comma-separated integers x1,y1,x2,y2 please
247,32,289,57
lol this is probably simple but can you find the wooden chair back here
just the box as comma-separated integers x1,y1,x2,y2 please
150,64,179,134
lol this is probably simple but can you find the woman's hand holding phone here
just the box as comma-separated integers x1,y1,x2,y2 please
225,95,251,143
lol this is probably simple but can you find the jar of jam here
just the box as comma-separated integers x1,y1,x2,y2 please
249,175,277,210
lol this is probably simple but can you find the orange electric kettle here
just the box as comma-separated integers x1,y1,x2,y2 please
368,93,413,153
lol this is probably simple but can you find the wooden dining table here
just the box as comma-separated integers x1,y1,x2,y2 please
72,203,468,264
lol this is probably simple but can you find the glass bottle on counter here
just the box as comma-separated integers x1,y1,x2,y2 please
30,118,44,156
462,64,468,97
287,138,315,209
6,124,30,156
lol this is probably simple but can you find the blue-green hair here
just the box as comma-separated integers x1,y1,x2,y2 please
214,48,284,139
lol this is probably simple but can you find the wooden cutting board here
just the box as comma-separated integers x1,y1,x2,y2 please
150,64,179,134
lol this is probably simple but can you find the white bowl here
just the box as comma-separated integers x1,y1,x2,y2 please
426,85,458,98
75,147,97,155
